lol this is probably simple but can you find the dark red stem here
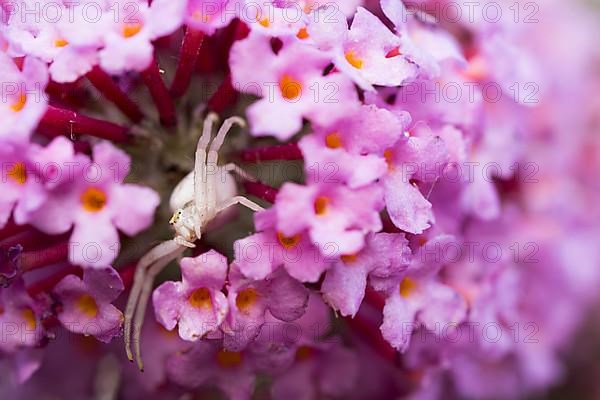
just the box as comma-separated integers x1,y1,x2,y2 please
19,242,69,273
345,315,397,363
0,230,48,251
243,181,278,203
239,143,303,162
41,105,130,143
140,59,177,126
27,266,80,296
0,220,29,242
171,28,205,98
207,74,238,113
86,66,144,123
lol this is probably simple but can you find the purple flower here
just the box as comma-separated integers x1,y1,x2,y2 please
321,232,410,317
53,265,124,342
380,235,467,352
0,54,47,144
167,339,256,399
223,264,309,350
153,250,229,341
234,208,330,282
275,181,384,258
229,32,359,139
383,126,450,234
0,279,45,352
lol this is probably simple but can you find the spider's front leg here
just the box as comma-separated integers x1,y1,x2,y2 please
124,239,184,367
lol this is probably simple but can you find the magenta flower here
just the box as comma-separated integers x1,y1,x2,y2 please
223,264,309,350
229,32,359,139
275,181,384,258
0,54,48,144
153,250,229,341
17,140,160,267
0,141,32,229
53,265,124,342
234,208,330,282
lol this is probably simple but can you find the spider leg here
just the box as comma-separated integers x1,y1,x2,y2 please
223,162,258,182
124,239,182,362
193,114,218,239
132,244,185,371
217,195,265,213
206,117,246,217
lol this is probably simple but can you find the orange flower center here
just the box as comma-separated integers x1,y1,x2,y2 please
81,187,107,213
259,17,270,28
122,22,143,38
277,232,302,249
345,50,363,69
216,350,243,368
192,10,211,22
236,288,259,312
54,39,69,48
76,294,98,318
279,74,302,100
399,278,417,298
296,27,309,40
384,149,395,171
22,308,36,330
314,196,330,216
7,162,27,185
10,93,27,112
341,254,358,264
325,132,343,149
188,288,212,309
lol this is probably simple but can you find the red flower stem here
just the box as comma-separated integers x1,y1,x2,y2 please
243,181,278,203
19,242,69,273
207,73,238,113
0,230,47,251
170,28,205,98
140,59,177,127
86,66,144,123
0,220,29,242
27,266,80,296
119,262,137,291
345,315,397,363
364,287,386,311
41,105,131,143
239,143,303,162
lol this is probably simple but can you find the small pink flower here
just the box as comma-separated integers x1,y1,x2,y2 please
0,54,48,144
153,250,229,341
53,265,124,342
230,32,359,140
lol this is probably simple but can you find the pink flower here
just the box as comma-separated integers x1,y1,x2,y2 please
96,0,185,74
53,265,124,342
0,279,45,352
230,32,359,140
321,233,410,317
234,208,331,282
275,181,384,257
380,235,467,352
17,139,160,268
223,264,309,350
153,250,229,341
0,54,48,144
299,104,410,188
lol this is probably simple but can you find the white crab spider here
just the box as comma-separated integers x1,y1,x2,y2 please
124,114,264,371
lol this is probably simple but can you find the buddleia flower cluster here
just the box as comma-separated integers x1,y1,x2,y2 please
1,0,599,399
